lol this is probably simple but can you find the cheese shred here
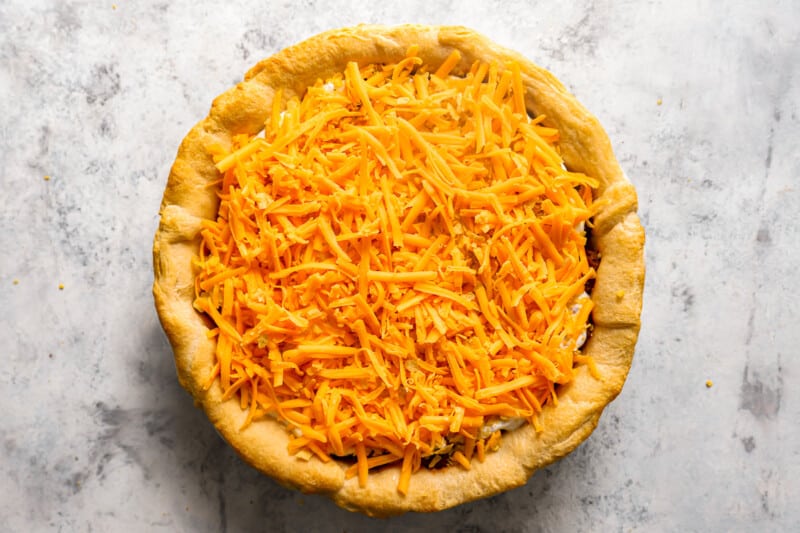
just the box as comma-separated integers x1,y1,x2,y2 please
196,49,599,494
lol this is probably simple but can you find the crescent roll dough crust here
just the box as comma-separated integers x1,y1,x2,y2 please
153,24,644,517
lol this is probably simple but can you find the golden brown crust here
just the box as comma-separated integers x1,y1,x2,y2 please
153,24,645,517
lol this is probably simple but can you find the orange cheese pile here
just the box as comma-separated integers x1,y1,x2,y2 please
195,48,599,494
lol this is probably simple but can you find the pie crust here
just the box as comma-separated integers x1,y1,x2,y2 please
152,24,644,516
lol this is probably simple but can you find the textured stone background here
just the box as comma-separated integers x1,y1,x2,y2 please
1,1,798,531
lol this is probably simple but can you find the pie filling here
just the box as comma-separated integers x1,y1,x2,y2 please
194,48,600,494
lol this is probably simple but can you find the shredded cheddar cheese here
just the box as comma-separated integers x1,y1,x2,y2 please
196,48,600,494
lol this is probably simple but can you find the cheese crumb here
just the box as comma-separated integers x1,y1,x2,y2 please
44,175,51,181
58,283,65,290
656,98,663,106
705,380,713,388
12,279,19,285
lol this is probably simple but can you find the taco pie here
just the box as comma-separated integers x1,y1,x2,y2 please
153,24,644,516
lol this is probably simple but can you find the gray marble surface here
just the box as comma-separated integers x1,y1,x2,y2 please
1,0,798,531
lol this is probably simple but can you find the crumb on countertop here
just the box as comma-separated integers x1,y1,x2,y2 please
705,380,713,388
657,98,663,105
58,283,65,290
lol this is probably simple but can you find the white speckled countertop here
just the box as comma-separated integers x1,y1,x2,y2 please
2,1,798,531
